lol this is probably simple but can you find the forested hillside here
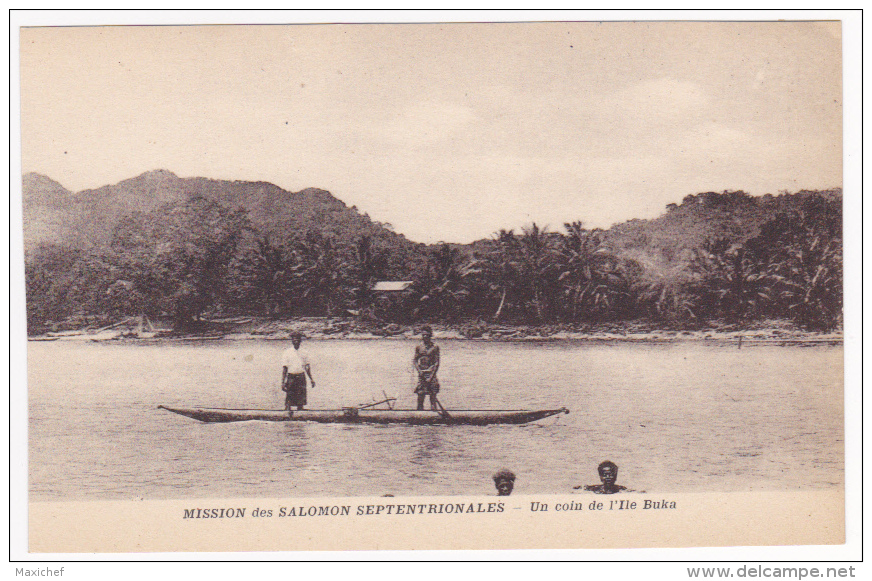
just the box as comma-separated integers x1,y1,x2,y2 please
23,169,415,252
23,171,842,334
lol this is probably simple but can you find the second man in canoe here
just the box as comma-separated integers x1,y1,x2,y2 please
281,332,316,410
413,325,440,411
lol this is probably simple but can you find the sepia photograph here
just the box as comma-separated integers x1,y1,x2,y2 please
12,12,858,559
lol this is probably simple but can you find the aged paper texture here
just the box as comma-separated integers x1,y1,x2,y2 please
16,17,852,557
30,492,844,553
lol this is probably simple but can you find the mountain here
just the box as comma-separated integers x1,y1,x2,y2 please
22,172,842,332
22,173,76,249
23,170,841,284
23,172,71,205
22,170,413,253
460,187,843,286
603,188,843,281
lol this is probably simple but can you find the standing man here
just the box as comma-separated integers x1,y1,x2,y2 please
413,325,440,411
281,332,315,411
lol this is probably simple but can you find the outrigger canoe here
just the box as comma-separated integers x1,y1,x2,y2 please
158,405,569,425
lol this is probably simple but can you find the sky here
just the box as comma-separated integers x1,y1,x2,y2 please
19,21,842,243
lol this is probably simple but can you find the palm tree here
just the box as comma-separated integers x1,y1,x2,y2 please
748,198,843,330
107,197,251,331
349,236,388,313
516,223,560,323
773,237,842,330
637,273,698,326
475,229,522,321
228,235,293,316
416,243,479,321
555,221,629,322
689,238,774,324
290,231,352,317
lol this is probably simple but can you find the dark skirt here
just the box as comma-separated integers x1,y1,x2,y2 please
283,373,307,408
415,374,440,395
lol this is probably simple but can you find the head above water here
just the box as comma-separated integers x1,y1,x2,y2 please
493,468,516,496
597,460,618,485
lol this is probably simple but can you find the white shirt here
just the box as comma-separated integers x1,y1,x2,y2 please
281,347,309,374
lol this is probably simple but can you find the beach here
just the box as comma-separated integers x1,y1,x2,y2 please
31,316,844,346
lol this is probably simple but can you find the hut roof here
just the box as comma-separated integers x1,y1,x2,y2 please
372,281,414,292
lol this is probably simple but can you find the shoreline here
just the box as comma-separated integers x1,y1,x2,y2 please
29,318,844,346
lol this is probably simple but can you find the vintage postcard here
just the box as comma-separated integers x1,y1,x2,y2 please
14,17,854,557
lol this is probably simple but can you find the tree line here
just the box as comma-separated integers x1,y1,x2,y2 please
25,191,842,334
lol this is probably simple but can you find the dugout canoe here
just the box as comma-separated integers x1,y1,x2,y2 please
157,405,569,425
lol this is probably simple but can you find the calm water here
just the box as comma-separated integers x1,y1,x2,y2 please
28,340,843,501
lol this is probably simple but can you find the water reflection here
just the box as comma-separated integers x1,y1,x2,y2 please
277,423,311,460
28,340,844,499
410,426,444,465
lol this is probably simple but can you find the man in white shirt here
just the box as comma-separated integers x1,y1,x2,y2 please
281,332,315,410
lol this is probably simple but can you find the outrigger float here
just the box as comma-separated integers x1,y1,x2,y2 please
158,399,569,426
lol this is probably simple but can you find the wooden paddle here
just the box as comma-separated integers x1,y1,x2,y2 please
433,395,452,420
412,361,449,419
357,397,397,410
